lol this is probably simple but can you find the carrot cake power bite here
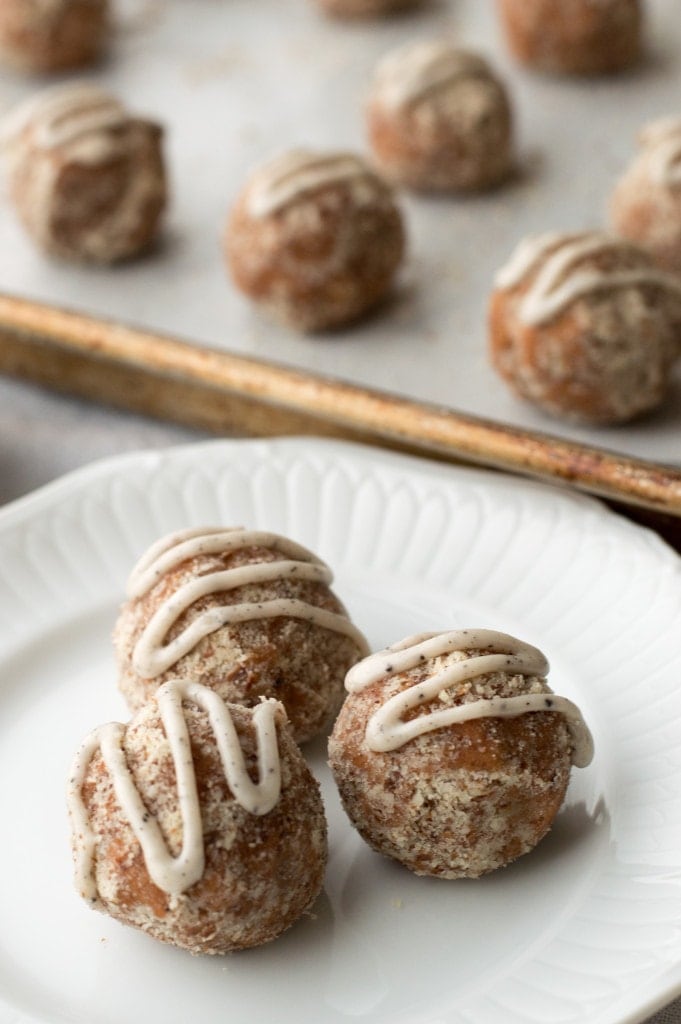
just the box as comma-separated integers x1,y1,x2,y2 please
68,684,327,953
489,231,681,424
0,0,109,73
367,41,513,192
1,82,166,263
115,527,369,744
330,629,593,878
225,149,405,332
610,118,681,275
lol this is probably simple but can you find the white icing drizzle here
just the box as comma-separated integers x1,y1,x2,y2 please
66,680,283,902
495,231,681,325
128,527,369,678
638,117,681,188
346,629,594,767
247,150,380,218
0,82,127,154
373,42,491,111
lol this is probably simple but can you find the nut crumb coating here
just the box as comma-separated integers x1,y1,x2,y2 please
115,539,366,743
329,647,573,878
73,699,327,954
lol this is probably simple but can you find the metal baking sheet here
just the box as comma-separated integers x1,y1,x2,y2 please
0,0,679,464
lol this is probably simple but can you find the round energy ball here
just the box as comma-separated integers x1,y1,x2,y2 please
367,41,513,192
114,526,369,744
225,149,406,332
67,683,327,954
0,0,109,73
610,118,681,275
488,230,681,424
329,629,593,879
0,82,167,263
496,0,642,75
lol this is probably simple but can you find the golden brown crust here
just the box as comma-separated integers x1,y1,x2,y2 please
496,0,642,75
225,156,405,332
114,542,365,744
0,0,108,73
79,700,327,954
367,58,512,192
329,650,572,878
488,242,681,425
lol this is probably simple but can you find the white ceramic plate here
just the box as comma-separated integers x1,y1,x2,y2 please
1,438,680,1024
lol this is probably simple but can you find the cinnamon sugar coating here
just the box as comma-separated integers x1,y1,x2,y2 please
313,0,419,18
1,84,166,263
489,232,681,425
114,536,366,744
367,43,513,192
73,700,327,954
496,0,642,76
225,149,405,332
329,646,573,878
0,0,109,73
610,120,681,275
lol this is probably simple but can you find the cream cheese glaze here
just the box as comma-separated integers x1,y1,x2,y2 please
246,150,384,218
346,629,594,766
0,82,126,154
372,42,491,111
67,680,284,902
495,231,681,325
128,526,370,678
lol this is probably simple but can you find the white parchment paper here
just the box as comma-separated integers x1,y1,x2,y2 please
0,0,679,464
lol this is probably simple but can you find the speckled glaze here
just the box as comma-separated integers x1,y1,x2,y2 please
345,629,593,765
330,628,587,878
115,525,368,743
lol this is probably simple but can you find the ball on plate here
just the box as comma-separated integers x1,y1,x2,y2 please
114,526,369,744
1,82,167,263
67,682,327,954
610,118,681,275
0,0,109,73
495,0,642,76
224,149,406,332
488,230,681,424
329,629,593,878
367,41,513,192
